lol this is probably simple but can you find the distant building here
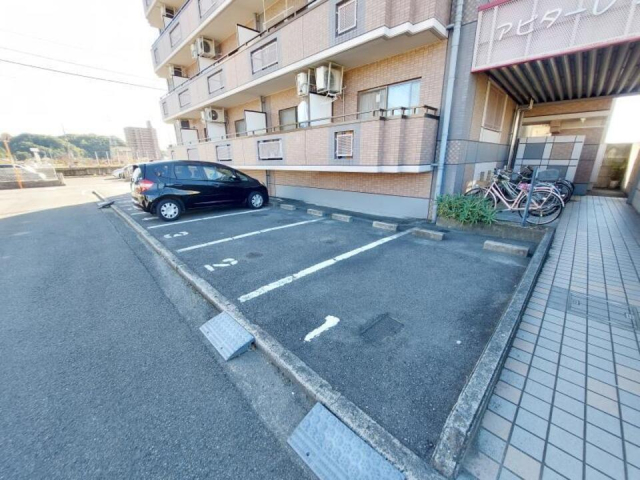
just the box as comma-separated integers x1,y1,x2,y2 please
124,121,162,161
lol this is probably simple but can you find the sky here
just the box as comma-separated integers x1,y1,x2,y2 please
1,1,639,152
0,0,175,149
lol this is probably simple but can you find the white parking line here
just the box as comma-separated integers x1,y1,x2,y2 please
238,229,415,303
130,212,146,216
148,209,267,229
177,218,322,253
304,316,340,342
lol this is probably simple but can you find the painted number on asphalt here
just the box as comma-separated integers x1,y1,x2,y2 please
204,258,238,272
163,231,189,239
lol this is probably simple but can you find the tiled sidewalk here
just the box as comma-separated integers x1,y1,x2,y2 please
460,196,640,480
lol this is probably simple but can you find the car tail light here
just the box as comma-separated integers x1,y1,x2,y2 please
138,179,154,192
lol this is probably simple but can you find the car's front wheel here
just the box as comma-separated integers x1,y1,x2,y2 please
247,191,265,209
156,198,182,221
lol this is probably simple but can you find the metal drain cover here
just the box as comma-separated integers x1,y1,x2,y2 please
288,403,404,480
549,287,639,331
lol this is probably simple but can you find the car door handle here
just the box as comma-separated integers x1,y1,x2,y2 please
170,183,183,187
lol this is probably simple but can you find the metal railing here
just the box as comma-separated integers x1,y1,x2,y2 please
173,105,440,147
160,0,326,96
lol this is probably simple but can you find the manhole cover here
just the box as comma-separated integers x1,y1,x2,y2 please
360,313,404,343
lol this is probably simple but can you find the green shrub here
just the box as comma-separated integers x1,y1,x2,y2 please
437,194,497,225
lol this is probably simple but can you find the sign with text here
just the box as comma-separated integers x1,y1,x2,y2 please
473,0,640,71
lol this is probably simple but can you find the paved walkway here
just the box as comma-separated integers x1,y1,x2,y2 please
460,196,640,480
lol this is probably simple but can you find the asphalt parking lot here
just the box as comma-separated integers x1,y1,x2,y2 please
106,193,533,459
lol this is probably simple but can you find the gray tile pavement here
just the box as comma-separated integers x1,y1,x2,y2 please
460,197,640,480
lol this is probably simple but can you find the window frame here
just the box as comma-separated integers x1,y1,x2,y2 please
178,89,191,107
162,101,168,116
336,0,358,35
257,139,283,161
357,78,421,119
234,119,247,137
215,144,232,162
335,130,354,159
169,23,182,47
251,40,278,74
278,107,298,131
207,70,224,94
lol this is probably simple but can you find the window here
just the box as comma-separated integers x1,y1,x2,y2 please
169,23,182,46
162,101,168,116
180,119,191,129
258,139,283,160
336,0,357,34
174,164,204,180
357,79,421,119
387,80,420,115
178,89,191,107
279,107,298,131
357,87,386,119
482,82,507,132
203,165,237,181
216,144,232,161
152,164,172,178
207,70,223,94
235,119,247,137
251,40,278,73
335,131,354,158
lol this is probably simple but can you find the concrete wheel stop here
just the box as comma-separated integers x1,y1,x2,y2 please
200,311,255,361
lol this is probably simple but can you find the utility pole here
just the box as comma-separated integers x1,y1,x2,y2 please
1,133,22,189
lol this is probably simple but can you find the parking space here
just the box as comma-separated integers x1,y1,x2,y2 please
107,192,533,459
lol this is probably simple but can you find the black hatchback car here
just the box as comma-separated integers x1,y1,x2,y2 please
130,160,269,221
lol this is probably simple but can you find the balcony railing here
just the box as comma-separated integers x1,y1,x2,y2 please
170,106,440,171
159,0,449,120
151,0,226,69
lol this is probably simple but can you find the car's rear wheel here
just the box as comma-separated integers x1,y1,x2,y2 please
156,198,182,221
247,191,265,209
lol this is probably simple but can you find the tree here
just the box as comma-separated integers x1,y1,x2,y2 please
65,134,125,159
9,134,83,160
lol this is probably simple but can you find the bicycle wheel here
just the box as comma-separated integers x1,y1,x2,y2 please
517,191,564,225
465,187,498,208
556,180,574,201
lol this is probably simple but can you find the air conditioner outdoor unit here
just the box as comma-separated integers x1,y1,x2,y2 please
168,65,184,77
315,63,343,95
296,72,309,97
191,37,219,59
201,107,225,123
160,4,176,18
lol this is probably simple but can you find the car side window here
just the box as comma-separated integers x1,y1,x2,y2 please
202,165,237,182
174,164,205,180
153,164,172,178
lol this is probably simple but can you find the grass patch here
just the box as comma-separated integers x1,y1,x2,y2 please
437,194,497,225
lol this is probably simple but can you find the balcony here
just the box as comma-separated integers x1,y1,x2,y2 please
472,0,640,103
144,0,187,29
151,0,271,72
159,0,448,121
169,106,440,173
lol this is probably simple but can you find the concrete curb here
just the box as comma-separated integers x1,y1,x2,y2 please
431,228,555,478
483,240,530,257
93,190,442,480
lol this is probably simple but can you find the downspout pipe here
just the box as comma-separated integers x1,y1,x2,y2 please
432,0,464,223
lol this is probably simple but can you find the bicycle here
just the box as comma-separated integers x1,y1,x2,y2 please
517,166,574,202
465,169,564,225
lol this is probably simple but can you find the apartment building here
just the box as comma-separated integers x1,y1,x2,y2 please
440,0,640,210
124,121,163,161
143,0,450,218
143,0,640,219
